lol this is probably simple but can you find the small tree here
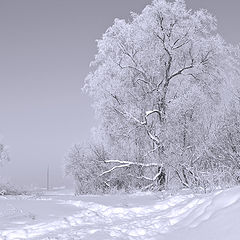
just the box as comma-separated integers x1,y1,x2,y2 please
0,140,11,195
0,142,10,167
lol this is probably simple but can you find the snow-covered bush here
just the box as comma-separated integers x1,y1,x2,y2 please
0,179,24,196
64,143,110,194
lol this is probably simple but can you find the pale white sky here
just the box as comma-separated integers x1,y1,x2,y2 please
0,0,239,188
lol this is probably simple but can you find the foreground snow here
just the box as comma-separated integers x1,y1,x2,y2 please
0,187,240,239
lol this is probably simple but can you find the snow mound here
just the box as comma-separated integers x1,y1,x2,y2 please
0,187,240,239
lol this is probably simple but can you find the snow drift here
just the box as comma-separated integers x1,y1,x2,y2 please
0,187,240,239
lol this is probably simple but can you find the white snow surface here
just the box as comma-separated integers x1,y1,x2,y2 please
0,187,240,239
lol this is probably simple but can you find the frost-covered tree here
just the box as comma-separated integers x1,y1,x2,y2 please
0,141,11,195
62,0,240,194
0,142,10,167
83,0,240,191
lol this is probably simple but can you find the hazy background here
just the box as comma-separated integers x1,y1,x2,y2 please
0,0,239,188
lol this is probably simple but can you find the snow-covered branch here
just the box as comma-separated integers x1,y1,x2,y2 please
145,110,161,118
100,159,162,178
104,160,160,168
100,164,131,176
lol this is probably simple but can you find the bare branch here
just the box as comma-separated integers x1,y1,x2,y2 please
168,64,194,81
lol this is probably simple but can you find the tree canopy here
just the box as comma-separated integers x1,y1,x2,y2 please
66,0,240,194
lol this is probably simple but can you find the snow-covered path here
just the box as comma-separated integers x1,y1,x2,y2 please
1,188,240,239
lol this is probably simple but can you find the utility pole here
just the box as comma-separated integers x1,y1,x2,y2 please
47,165,50,191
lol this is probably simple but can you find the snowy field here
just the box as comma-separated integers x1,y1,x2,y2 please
1,187,240,240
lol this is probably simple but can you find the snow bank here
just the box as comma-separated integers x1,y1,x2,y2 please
0,187,240,239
